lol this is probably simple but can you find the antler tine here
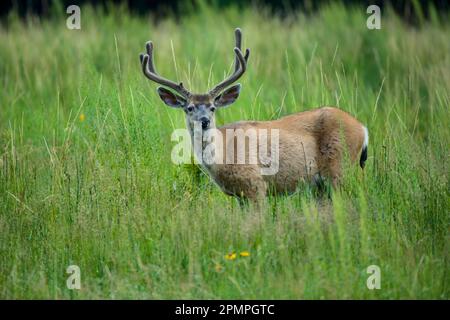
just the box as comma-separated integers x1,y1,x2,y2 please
234,28,242,73
234,28,250,72
140,41,191,98
209,47,247,98
209,29,250,97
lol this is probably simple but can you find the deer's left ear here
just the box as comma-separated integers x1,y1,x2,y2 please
214,84,241,107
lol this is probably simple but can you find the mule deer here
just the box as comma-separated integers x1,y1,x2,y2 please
139,28,368,203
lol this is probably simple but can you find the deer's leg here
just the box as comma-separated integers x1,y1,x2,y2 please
318,133,343,187
237,196,249,209
329,157,342,187
234,184,266,210
245,179,267,209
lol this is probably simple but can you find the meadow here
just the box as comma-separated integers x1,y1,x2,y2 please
0,3,448,299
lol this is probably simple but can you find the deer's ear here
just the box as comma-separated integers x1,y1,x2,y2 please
157,87,186,108
214,84,241,108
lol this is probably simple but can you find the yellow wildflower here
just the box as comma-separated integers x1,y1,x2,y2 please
240,251,250,257
79,113,85,122
225,252,237,261
215,263,224,273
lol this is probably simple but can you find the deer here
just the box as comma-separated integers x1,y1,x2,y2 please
139,28,368,204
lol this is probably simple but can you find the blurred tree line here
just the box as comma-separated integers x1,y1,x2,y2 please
1,0,449,24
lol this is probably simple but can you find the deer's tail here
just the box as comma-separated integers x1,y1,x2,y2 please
360,126,369,169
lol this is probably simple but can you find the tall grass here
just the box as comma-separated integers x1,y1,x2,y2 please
0,3,448,299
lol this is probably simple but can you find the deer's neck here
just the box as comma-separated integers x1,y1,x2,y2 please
187,120,219,174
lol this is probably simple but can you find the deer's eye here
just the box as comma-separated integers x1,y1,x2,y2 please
186,105,194,112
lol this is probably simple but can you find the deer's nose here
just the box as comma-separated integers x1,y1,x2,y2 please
200,117,210,130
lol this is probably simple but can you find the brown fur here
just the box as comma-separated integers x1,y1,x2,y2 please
203,106,366,202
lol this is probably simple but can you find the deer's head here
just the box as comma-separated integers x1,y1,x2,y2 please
139,28,250,132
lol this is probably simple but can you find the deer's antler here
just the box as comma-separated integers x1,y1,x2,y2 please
208,28,250,97
140,41,191,99
233,28,250,72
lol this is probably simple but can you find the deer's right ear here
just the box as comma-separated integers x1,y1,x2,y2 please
157,87,186,108
214,84,241,108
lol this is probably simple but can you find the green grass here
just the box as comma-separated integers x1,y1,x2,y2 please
0,3,448,299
